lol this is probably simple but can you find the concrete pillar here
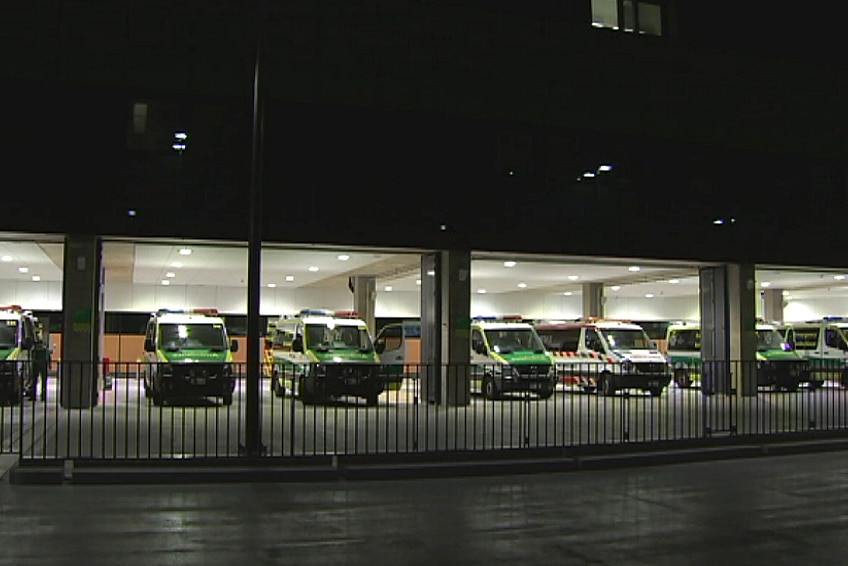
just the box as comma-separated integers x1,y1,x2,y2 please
420,250,471,405
350,275,376,334
761,288,784,323
582,282,604,318
60,235,104,409
700,264,758,397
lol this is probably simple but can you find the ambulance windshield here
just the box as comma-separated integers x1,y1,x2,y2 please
160,323,228,350
487,328,545,354
602,328,653,350
306,324,374,352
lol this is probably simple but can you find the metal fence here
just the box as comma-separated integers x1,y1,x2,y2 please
2,360,848,461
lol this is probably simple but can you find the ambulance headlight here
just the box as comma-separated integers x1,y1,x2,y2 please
161,363,174,377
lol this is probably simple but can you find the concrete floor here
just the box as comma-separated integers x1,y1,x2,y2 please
2,449,848,565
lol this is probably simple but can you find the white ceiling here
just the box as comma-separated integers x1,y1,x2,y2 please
2,236,848,301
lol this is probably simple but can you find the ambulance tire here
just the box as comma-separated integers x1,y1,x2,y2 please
222,393,233,406
299,376,316,405
366,393,379,407
272,373,285,398
483,374,500,400
648,387,663,397
600,374,616,397
537,387,554,400
674,369,691,389
151,390,164,406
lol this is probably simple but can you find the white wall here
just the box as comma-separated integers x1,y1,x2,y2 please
0,279,839,324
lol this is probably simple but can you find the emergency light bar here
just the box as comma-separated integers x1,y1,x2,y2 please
191,308,219,315
0,305,24,312
297,308,333,317
334,310,360,319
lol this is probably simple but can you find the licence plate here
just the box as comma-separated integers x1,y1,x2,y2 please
192,377,206,385
648,380,658,387
345,378,359,385
529,383,541,390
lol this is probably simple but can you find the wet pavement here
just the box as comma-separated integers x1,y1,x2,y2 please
2,449,848,565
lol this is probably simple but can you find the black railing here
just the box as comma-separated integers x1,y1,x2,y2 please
2,360,848,461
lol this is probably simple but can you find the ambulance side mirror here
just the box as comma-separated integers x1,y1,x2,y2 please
375,340,385,354
230,339,239,353
22,336,34,350
293,336,304,352
144,338,155,352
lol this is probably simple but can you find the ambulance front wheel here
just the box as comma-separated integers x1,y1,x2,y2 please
222,392,233,406
674,368,692,389
483,374,500,400
599,374,616,397
272,372,286,398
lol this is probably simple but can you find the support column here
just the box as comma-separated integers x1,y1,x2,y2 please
350,276,377,334
761,288,785,323
420,250,471,405
700,264,758,397
60,235,103,409
582,282,604,318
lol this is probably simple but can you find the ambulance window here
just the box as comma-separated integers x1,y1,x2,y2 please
471,329,486,353
825,328,848,350
585,329,604,352
0,320,17,348
376,325,403,351
792,328,818,350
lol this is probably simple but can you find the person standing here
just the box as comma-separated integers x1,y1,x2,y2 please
31,334,50,401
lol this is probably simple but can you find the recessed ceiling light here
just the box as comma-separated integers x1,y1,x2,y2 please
384,286,393,292
161,280,170,286
610,286,621,291
628,266,641,272
782,290,790,296
568,275,579,281
178,248,192,256
285,275,294,282
563,291,573,296
477,289,487,294
1,256,11,262
598,164,613,172
645,293,654,298
31,275,40,282
668,279,680,284
583,171,596,178
18,267,28,273
128,209,137,217
517,282,527,288
267,283,276,288
171,262,182,268
427,270,435,276
416,279,421,285
337,254,350,261
166,272,176,278
503,261,517,268
835,275,846,281
761,282,772,288
308,266,319,272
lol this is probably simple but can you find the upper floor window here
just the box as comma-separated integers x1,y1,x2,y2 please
591,0,663,36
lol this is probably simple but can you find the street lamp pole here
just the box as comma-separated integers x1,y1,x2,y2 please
244,0,268,457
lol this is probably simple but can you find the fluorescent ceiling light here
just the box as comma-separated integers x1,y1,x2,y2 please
517,282,527,288
18,267,28,273
628,266,641,272
503,261,517,268
285,275,294,282
267,283,276,288
178,248,192,255
308,266,319,272
337,254,350,261
1,256,11,262
568,275,579,281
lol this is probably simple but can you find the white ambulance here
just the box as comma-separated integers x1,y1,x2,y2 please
0,305,37,403
269,309,383,405
141,308,239,406
535,318,672,396
783,317,848,387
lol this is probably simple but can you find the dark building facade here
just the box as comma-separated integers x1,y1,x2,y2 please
4,1,847,267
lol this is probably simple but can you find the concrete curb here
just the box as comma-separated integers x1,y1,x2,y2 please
9,436,848,485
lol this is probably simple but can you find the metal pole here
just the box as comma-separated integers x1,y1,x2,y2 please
245,0,268,456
